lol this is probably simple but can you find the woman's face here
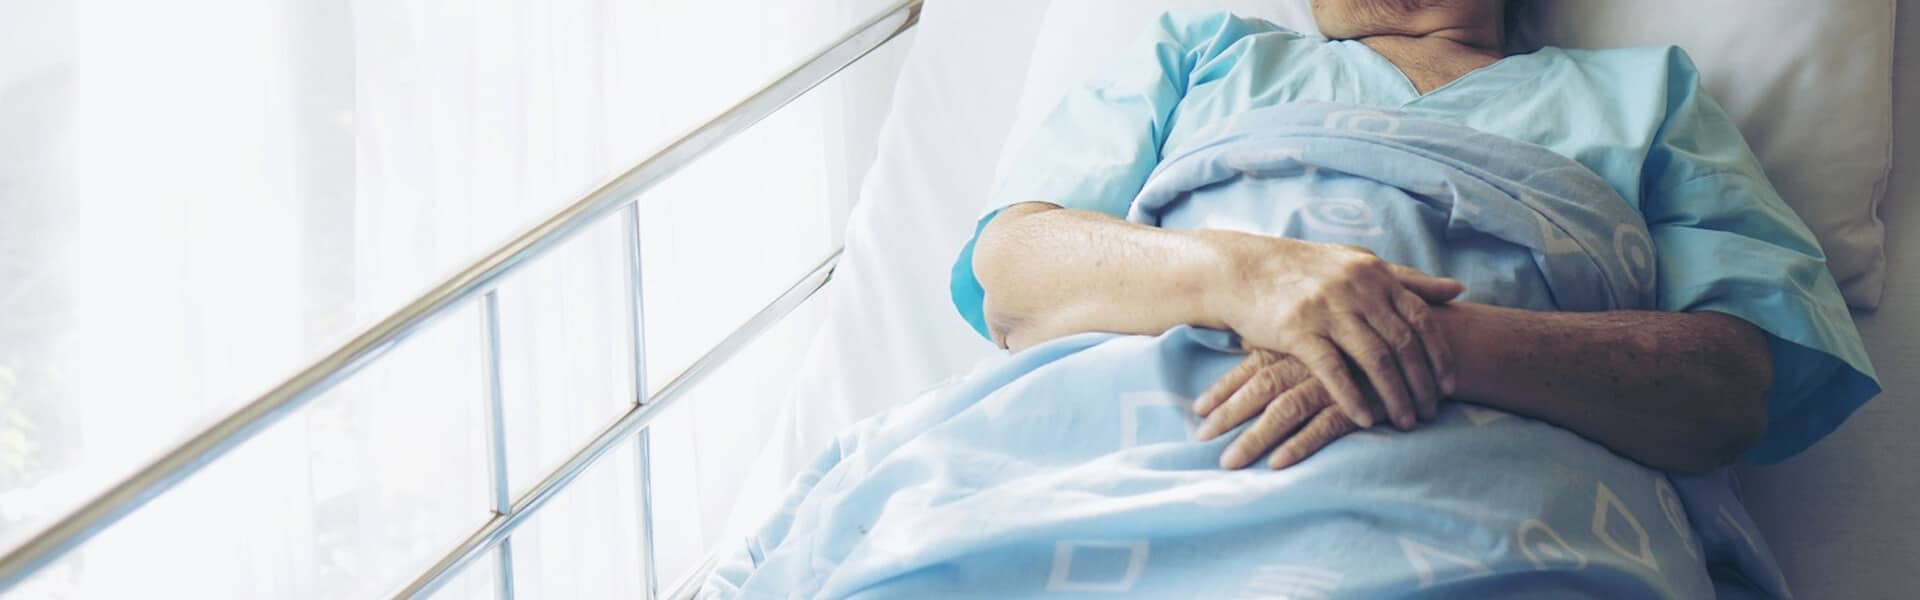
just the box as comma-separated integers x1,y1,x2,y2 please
1309,0,1505,40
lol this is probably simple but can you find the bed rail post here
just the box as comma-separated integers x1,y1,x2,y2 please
622,202,660,600
479,291,518,599
390,249,840,599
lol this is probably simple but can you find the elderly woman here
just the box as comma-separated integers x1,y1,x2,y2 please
716,1,1878,597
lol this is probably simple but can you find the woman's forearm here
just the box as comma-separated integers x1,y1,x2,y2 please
978,202,1464,428
973,202,1243,350
1433,302,1772,473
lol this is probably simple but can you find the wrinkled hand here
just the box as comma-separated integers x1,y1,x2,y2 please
1192,349,1375,470
1218,239,1462,431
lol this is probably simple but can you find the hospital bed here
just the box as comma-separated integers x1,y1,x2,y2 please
0,0,1911,597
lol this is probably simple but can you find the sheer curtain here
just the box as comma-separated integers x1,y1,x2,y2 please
0,0,909,596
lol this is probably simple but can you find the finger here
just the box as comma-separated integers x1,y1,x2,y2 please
1292,336,1373,429
1195,351,1265,418
1269,407,1360,469
1221,382,1324,469
1196,364,1277,442
1333,316,1416,431
1388,263,1465,304
1395,288,1454,408
1372,292,1438,422
1197,358,1310,441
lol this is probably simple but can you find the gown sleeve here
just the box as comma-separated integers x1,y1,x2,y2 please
1638,48,1880,463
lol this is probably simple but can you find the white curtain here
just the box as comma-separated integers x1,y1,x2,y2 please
0,0,910,597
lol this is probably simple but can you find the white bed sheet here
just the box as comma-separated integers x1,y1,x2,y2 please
739,1,1920,596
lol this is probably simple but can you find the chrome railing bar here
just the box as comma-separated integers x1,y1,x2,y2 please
478,291,518,600
664,554,720,600
493,535,518,600
0,0,918,590
391,249,841,599
635,430,658,598
621,203,659,600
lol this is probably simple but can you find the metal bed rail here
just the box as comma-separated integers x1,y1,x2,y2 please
0,0,922,597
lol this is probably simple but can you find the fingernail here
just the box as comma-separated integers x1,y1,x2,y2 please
1443,373,1457,395
1350,410,1374,429
1194,423,1217,441
1220,448,1245,469
1395,414,1415,430
1269,453,1296,470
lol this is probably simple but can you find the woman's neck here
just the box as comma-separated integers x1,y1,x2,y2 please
1318,1,1508,54
1365,27,1504,56
1357,33,1506,94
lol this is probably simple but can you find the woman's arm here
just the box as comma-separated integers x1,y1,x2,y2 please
972,202,1236,350
974,201,1463,430
1196,302,1772,473
982,201,1771,472
1433,302,1771,472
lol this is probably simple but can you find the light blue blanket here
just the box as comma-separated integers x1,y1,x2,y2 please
708,104,1789,598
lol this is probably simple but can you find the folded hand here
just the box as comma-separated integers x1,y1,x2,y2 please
1218,239,1463,431
1192,349,1377,470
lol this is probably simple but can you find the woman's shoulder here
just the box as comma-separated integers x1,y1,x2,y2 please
1527,45,1706,105
1546,45,1702,77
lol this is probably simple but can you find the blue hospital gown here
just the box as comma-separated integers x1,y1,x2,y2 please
953,10,1877,465
939,10,1880,596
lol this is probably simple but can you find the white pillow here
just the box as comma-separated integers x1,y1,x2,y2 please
725,0,1042,536
1004,0,1895,308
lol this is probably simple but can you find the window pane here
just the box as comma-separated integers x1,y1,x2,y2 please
305,302,495,597
495,215,638,497
505,436,647,598
6,302,492,598
426,547,503,600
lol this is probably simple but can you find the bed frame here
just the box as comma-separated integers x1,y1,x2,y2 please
0,1,924,597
